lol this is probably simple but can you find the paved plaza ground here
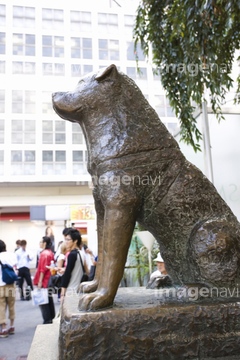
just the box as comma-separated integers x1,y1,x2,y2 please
0,289,60,360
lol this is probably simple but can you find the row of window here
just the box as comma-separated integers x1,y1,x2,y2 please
11,150,87,163
0,6,134,33
0,61,150,79
0,119,83,145
0,149,88,176
0,33,144,61
0,90,174,122
0,117,178,147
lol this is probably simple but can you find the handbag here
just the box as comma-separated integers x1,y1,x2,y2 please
32,288,49,306
77,251,89,283
48,274,62,289
88,265,96,281
0,260,18,284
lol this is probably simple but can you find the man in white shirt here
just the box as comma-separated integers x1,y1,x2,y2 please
15,240,33,300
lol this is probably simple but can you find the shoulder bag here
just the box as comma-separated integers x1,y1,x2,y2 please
77,251,89,283
0,260,18,284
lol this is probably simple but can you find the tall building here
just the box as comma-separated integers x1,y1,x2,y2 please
1,0,239,256
0,0,178,253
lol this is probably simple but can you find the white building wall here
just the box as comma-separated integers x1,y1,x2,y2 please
178,112,240,221
0,0,239,257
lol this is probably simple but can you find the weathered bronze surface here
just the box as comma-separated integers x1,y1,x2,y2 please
59,289,240,360
52,64,240,311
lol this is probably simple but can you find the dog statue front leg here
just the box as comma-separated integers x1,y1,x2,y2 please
78,204,137,311
79,188,104,294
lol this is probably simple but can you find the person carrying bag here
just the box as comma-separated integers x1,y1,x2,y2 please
60,229,88,301
0,240,17,337
33,236,55,324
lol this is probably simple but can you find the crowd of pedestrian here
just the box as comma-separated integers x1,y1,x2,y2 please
0,226,97,338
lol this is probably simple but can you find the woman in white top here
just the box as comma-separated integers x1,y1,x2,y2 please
0,239,17,337
60,229,88,299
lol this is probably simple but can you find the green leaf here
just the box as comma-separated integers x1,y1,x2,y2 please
133,0,240,151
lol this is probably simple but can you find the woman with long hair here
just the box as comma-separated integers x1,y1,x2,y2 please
33,236,55,324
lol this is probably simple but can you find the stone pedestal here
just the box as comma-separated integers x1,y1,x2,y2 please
59,287,240,360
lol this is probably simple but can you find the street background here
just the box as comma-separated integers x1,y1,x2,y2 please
0,290,60,360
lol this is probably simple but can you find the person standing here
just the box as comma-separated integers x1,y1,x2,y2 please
0,239,17,337
60,229,88,301
33,236,55,324
14,240,21,252
45,226,55,253
15,239,33,301
146,252,172,289
83,244,97,281
53,242,68,302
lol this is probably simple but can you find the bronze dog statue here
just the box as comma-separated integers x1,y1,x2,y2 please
52,64,240,310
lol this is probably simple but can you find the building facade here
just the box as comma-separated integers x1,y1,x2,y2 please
0,0,239,259
0,0,179,256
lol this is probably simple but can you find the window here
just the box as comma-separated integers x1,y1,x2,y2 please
12,61,35,74
72,123,84,144
0,32,6,54
127,42,145,61
98,13,118,33
11,150,35,175
166,98,175,117
11,119,35,144
42,8,63,30
0,119,4,144
70,11,91,32
42,120,53,143
12,90,35,114
166,122,180,136
13,33,35,56
98,39,119,61
0,5,6,27
124,15,134,34
55,120,66,144
42,36,64,58
71,38,92,59
42,120,66,144
13,6,35,28
12,90,23,113
0,90,5,113
42,150,66,175
153,69,161,81
42,150,53,162
73,150,88,175
71,64,93,77
25,90,35,113
42,91,54,114
42,62,65,76
155,95,166,117
126,67,147,80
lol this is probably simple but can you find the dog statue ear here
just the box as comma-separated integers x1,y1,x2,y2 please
95,64,118,82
